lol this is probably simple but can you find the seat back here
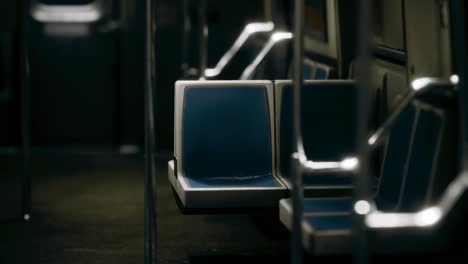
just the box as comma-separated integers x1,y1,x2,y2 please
398,102,445,211
314,63,332,80
375,101,447,212
303,58,315,80
275,80,357,187
375,104,417,210
289,59,333,81
174,81,275,180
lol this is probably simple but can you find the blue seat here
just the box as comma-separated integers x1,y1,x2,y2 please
303,59,316,80
313,63,331,80
279,100,447,254
373,105,418,211
289,59,333,80
280,105,417,225
398,104,444,211
274,80,357,194
169,81,287,210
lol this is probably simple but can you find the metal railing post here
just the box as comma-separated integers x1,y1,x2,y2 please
19,0,31,222
144,0,157,262
291,0,304,263
198,0,207,79
450,0,468,168
181,0,191,77
354,0,372,263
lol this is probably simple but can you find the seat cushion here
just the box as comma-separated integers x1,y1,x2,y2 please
183,172,282,188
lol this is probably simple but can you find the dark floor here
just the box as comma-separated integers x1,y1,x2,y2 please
0,151,291,264
2,151,464,264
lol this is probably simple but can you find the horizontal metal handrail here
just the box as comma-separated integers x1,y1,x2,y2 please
368,76,459,150
356,171,468,229
351,75,465,230
294,152,359,174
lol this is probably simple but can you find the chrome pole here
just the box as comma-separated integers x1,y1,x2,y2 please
20,0,31,222
450,0,468,168
354,0,372,263
198,0,208,79
181,0,191,77
291,0,304,263
144,0,157,262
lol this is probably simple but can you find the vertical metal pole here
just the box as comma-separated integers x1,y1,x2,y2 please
19,0,31,221
450,0,468,168
181,0,191,77
264,0,273,21
144,0,157,262
113,23,122,147
198,0,208,79
354,0,371,263
291,0,304,263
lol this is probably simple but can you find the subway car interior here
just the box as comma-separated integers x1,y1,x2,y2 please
1,0,468,263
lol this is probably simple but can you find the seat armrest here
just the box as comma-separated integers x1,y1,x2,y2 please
168,160,177,187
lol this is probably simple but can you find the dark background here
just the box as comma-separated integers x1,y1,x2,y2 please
0,0,276,154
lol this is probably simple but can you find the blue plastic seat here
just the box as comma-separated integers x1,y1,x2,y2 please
289,59,333,80
303,63,314,80
280,105,417,222
280,100,447,254
274,80,357,195
303,59,316,80
313,64,331,80
169,81,287,210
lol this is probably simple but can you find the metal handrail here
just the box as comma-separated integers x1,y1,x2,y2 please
297,76,458,176
290,0,304,263
204,22,274,78
240,31,292,80
144,0,156,263
20,0,32,222
359,172,468,229
368,76,459,150
198,0,207,80
354,0,372,262
350,76,461,230
181,0,191,77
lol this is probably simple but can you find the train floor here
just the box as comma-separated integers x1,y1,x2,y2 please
0,149,464,263
0,150,290,264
